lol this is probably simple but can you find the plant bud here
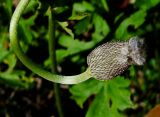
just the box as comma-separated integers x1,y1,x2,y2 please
87,37,146,80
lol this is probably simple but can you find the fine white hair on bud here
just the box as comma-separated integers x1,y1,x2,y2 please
128,37,146,65
87,36,146,80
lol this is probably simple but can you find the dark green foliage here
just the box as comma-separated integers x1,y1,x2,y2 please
70,77,133,117
0,0,160,116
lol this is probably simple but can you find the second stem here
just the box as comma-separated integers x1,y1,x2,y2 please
48,6,64,117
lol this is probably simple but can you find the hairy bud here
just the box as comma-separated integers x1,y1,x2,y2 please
87,37,146,80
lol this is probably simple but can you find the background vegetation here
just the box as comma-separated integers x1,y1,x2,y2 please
0,0,160,116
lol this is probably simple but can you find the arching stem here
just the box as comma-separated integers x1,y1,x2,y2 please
9,0,92,84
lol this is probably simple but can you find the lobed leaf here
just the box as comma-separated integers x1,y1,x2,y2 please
135,0,160,10
70,76,133,116
0,71,34,89
115,10,147,39
92,14,110,43
57,35,94,62
57,21,74,39
70,79,103,108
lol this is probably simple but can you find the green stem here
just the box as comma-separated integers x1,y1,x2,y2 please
54,84,63,117
48,8,56,74
48,7,64,117
9,0,92,84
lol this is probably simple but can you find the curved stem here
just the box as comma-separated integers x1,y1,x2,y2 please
9,0,91,84
48,6,64,117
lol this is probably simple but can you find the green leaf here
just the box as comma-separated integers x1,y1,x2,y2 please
56,35,95,62
69,1,94,20
70,77,133,117
135,0,160,10
82,1,95,12
106,77,133,110
0,71,34,89
0,50,10,63
0,33,10,63
56,49,69,62
57,21,74,38
4,54,17,72
86,87,122,117
0,33,16,72
58,35,94,53
100,0,109,12
24,0,39,14
69,79,103,108
115,9,147,39
45,49,70,66
69,13,89,20
18,13,37,51
54,6,69,14
73,1,94,12
0,31,34,89
74,17,90,35
92,14,110,43
114,13,124,23
86,87,110,117
5,0,12,17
